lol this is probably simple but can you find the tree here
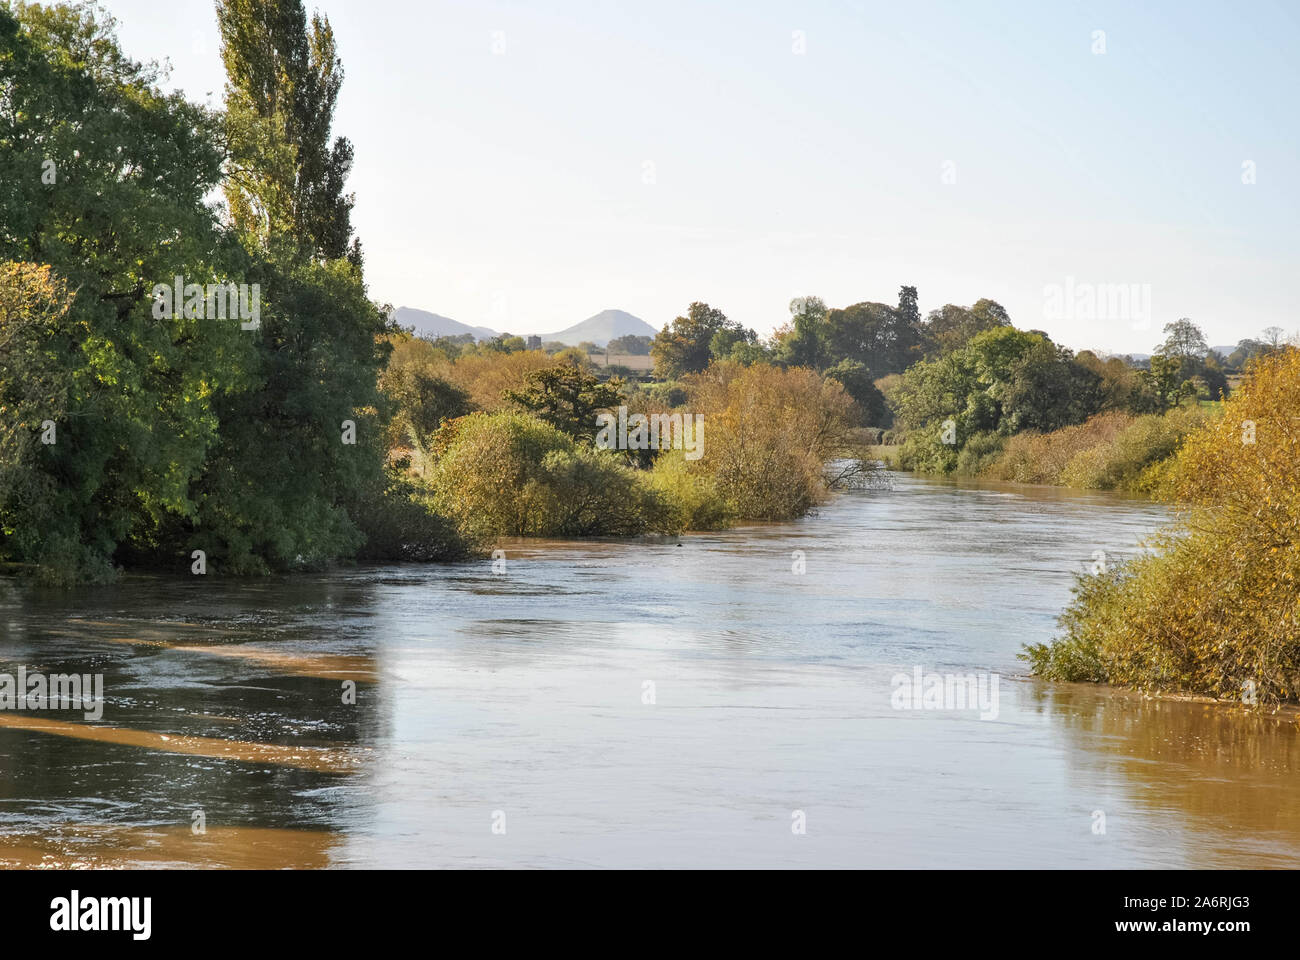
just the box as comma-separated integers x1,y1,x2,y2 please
1200,351,1229,401
651,302,733,378
196,0,398,572
552,346,592,369
218,0,358,261
0,0,464,580
969,298,1011,329
607,335,652,355
893,286,925,371
681,363,870,519
709,324,758,361
894,327,1103,471
1262,326,1287,350
896,285,921,330
484,333,527,353
1226,338,1265,372
824,358,890,426
0,263,75,549
1001,342,1103,433
1075,351,1135,411
1155,318,1209,362
922,300,1011,357
725,338,772,367
447,349,555,411
504,365,625,442
379,336,471,466
772,296,828,369
1138,354,1196,411
0,3,254,581
823,301,892,371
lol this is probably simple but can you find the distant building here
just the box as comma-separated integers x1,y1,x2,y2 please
526,335,542,350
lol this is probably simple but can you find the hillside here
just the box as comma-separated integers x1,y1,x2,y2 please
392,306,497,341
535,309,657,347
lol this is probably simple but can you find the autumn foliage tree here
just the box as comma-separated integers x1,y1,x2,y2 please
1026,348,1300,703
673,362,871,520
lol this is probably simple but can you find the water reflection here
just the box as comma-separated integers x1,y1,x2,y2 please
0,473,1293,867
1025,682,1300,868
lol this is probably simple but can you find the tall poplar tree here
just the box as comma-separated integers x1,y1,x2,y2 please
192,0,394,573
217,0,358,262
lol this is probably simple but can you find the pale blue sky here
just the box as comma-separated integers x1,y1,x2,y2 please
97,0,1299,353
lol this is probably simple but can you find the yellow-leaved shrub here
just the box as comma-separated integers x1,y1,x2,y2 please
1025,349,1300,703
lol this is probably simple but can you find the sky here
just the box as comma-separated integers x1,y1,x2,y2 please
95,0,1300,354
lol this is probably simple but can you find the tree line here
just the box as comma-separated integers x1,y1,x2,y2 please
0,0,444,582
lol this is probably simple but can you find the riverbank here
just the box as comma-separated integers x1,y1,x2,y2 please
877,404,1212,496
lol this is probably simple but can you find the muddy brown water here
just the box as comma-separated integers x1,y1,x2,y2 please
2,472,1296,868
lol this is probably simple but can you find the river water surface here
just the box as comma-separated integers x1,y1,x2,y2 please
2,472,1298,868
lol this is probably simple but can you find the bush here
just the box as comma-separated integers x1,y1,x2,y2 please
354,471,478,562
954,431,1004,476
430,411,675,540
646,451,733,531
980,408,1206,490
983,412,1131,484
898,421,959,474
1025,349,1300,703
684,362,871,520
1061,407,1206,491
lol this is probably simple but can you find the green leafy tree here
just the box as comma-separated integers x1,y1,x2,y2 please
708,324,752,360
1001,341,1103,433
504,365,625,442
0,263,75,564
1155,318,1209,362
196,0,399,572
607,334,652,355
1199,350,1229,401
1138,353,1197,411
776,296,828,369
895,327,1103,472
651,302,732,378
896,285,921,328
0,3,254,581
725,338,771,366
824,358,890,426
922,300,1011,357
823,301,889,370
1225,338,1265,373
483,333,526,353
817,287,924,376
218,0,358,261
379,336,471,465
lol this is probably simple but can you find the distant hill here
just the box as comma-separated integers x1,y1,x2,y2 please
535,309,657,347
392,306,497,341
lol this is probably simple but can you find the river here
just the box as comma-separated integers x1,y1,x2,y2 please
2,472,1297,868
